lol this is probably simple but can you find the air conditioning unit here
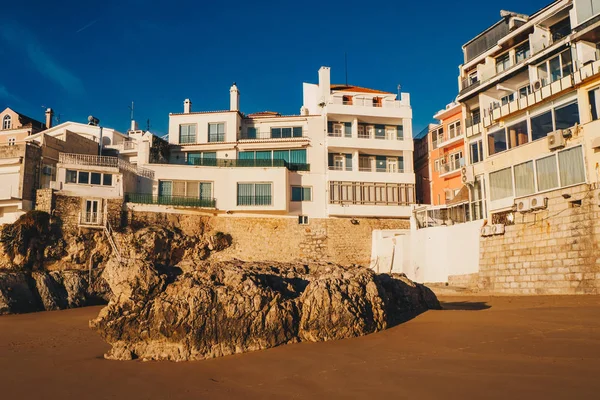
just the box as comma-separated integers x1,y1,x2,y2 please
461,165,475,185
548,130,566,150
515,198,531,213
492,224,505,235
481,225,494,237
532,79,543,91
530,195,547,210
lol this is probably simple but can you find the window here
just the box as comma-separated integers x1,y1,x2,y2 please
187,152,217,166
66,170,77,183
2,115,11,130
179,124,196,144
576,0,600,25
531,111,553,141
536,155,559,191
501,92,515,106
537,50,573,85
434,159,440,172
342,95,353,105
558,147,585,186
470,140,483,164
518,85,531,98
448,151,463,171
78,171,89,184
496,53,511,74
291,186,312,201
588,86,600,121
488,129,507,155
83,200,101,225
396,125,404,140
468,71,479,85
237,183,272,206
471,109,481,125
103,174,113,186
448,121,461,139
8,137,16,146
554,101,580,130
91,172,102,185
470,175,485,221
293,127,303,137
272,126,303,138
329,181,414,206
550,18,571,42
298,215,309,225
515,41,530,63
329,153,352,171
431,126,443,149
507,120,528,149
490,167,513,201
374,125,386,139
246,127,257,139
514,161,535,197
208,123,225,142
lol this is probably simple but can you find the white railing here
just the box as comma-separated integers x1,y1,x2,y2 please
79,212,103,226
330,97,404,109
122,141,137,150
59,153,154,179
104,220,122,263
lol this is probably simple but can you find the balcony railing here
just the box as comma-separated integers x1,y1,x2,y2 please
78,212,103,227
237,195,272,206
329,131,403,140
59,153,155,179
328,165,352,171
329,97,404,108
440,158,463,174
125,193,217,208
358,166,405,173
187,157,310,171
239,131,306,140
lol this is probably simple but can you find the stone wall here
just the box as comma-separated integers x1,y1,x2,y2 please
479,183,600,295
35,189,55,213
52,194,124,232
127,211,409,266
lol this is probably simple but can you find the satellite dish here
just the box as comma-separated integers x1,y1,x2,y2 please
88,115,99,126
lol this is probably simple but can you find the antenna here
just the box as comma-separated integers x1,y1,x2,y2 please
397,84,401,97
128,101,134,121
344,52,348,86
55,114,62,124
146,118,151,131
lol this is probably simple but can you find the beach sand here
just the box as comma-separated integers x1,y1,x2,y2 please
1,295,599,399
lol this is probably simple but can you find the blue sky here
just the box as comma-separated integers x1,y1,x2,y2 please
0,0,551,136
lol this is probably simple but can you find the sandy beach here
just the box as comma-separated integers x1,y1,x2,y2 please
1,295,599,399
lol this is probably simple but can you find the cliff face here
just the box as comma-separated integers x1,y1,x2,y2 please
90,260,440,361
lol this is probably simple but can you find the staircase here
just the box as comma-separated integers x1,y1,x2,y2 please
102,202,123,263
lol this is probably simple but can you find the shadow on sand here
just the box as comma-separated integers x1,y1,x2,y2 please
440,301,491,311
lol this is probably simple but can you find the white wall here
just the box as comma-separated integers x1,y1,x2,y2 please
371,220,482,283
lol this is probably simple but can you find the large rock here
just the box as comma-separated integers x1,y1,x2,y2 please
0,272,39,315
91,261,440,361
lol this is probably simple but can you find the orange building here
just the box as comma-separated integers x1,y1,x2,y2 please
0,107,48,145
428,102,466,209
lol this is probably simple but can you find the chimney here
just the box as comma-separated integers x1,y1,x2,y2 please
130,120,139,131
45,108,54,129
230,83,240,111
184,98,192,114
318,66,331,103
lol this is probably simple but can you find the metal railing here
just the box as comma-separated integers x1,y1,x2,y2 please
358,166,405,173
208,133,226,142
440,158,463,174
237,195,272,206
59,153,155,179
328,165,352,171
125,193,217,208
187,157,309,171
79,212,103,226
238,131,306,140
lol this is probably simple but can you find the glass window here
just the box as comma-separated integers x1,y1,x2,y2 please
490,167,513,201
507,120,529,149
558,146,586,186
281,128,292,138
208,123,225,142
200,182,212,200
554,101,580,130
375,125,386,139
588,87,600,121
397,125,404,140
273,150,289,162
247,127,257,139
290,149,307,165
2,115,11,130
514,161,535,197
90,172,101,185
518,85,531,98
159,181,172,196
102,174,112,186
78,171,89,184
293,127,303,137
536,155,559,191
496,53,510,74
561,50,573,77
549,55,562,82
271,128,282,138
515,42,530,63
470,141,482,164
488,129,507,155
179,124,196,144
538,63,548,85
531,111,553,141
291,186,312,202
66,170,77,183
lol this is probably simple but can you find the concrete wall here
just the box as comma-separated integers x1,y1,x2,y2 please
127,210,409,265
479,183,600,294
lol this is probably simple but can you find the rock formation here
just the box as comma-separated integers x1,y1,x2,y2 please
91,260,440,361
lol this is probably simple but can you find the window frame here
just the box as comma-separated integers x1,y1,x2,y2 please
291,186,312,202
208,122,226,142
179,123,197,144
2,115,11,130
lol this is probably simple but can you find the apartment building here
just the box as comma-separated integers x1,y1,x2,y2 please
128,66,415,221
0,107,48,145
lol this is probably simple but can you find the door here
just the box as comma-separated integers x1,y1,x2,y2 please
387,158,398,173
333,155,344,170
85,200,100,224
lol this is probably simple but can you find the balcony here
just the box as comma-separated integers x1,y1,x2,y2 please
59,153,155,179
78,212,103,228
187,157,310,171
125,193,217,208
358,166,405,173
326,94,411,119
239,129,306,140
439,158,464,177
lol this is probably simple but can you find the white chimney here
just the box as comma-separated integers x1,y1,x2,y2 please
130,120,139,131
230,83,240,111
184,98,192,114
45,108,53,129
318,66,331,103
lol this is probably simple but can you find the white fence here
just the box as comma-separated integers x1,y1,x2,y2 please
370,220,482,283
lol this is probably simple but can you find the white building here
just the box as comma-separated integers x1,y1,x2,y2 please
130,66,415,221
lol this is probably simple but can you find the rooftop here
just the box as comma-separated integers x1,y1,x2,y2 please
330,84,393,95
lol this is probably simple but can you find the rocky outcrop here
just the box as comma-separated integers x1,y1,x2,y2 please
91,261,439,361
0,270,109,315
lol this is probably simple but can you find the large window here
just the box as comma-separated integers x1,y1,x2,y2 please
66,169,113,186
208,123,225,142
272,126,303,138
291,186,312,202
242,149,307,166
576,0,600,26
514,161,535,197
237,183,272,206
179,124,196,144
488,129,507,155
187,151,217,166
558,147,586,186
2,115,11,130
490,167,513,201
537,50,573,85
536,155,559,191
515,41,530,63
470,140,483,164
554,101,580,130
531,111,553,141
589,86,600,121
158,180,213,201
470,176,485,221
496,53,511,74
448,121,461,139
329,181,414,205
507,120,528,149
